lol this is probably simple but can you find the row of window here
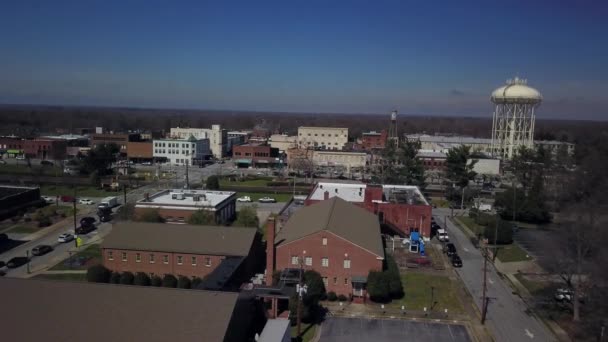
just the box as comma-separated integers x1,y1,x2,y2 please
291,256,351,269
154,142,195,148
154,149,195,155
107,251,212,267
300,133,346,137
322,277,349,286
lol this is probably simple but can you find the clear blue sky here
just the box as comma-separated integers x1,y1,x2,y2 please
1,1,607,119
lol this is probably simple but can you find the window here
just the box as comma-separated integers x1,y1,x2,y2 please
177,256,183,265
107,251,113,260
191,256,197,266
333,277,337,285
149,254,155,263
163,255,169,264
344,277,349,285
136,253,141,263
305,256,312,266
322,237,327,246
321,257,329,267
343,259,351,269
291,256,299,265
121,252,127,262
322,277,328,287
205,257,211,267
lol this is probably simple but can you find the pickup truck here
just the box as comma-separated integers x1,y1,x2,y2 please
237,196,252,202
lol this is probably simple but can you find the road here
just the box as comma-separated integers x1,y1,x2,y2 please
433,208,555,342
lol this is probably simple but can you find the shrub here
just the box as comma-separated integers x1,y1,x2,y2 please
120,271,135,285
367,271,390,303
234,206,259,227
337,294,348,302
86,264,111,283
206,175,220,190
151,275,162,287
37,216,52,227
110,271,121,284
191,277,203,288
484,219,514,244
134,272,151,286
327,292,338,301
188,210,216,225
177,276,191,289
137,208,164,223
162,274,178,288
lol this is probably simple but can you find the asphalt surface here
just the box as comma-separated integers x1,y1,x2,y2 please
319,317,471,342
434,208,555,342
512,228,561,271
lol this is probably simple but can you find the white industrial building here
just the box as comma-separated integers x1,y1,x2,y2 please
312,150,368,172
269,134,297,152
152,137,211,166
297,127,348,150
170,125,227,159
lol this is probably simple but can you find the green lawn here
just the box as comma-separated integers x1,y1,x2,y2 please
34,273,87,282
221,179,270,187
41,185,119,197
430,198,450,208
0,164,63,176
291,323,317,342
390,273,464,313
7,225,40,234
237,192,293,203
514,273,549,295
496,244,531,263
50,244,101,271
455,216,485,236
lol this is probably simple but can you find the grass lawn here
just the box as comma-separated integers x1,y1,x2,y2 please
496,244,531,263
7,224,41,234
41,185,119,197
0,164,63,176
237,192,293,203
291,323,317,342
221,178,270,187
455,216,485,236
390,272,464,313
34,273,87,282
430,198,450,208
50,244,101,271
514,273,550,295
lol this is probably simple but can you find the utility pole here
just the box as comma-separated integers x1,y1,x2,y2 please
73,186,77,232
430,286,435,312
185,160,189,189
481,248,489,324
296,258,307,337
512,185,517,222
461,187,465,210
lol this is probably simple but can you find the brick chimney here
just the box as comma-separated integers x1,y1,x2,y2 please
324,191,329,200
265,216,276,286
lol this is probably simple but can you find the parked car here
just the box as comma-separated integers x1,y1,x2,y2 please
258,197,276,203
451,254,463,267
0,260,5,268
141,161,153,166
237,196,252,202
6,256,29,268
1,233,10,243
32,245,53,256
444,243,457,257
16,155,25,160
76,225,95,235
80,216,96,227
0,160,6,165
99,215,112,223
555,288,585,303
79,198,94,205
40,160,54,166
58,233,75,243
42,196,55,204
437,229,449,242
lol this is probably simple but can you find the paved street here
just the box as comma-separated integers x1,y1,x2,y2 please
319,317,471,342
434,208,555,342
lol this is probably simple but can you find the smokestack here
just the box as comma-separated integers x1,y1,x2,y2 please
324,191,329,200
265,216,276,286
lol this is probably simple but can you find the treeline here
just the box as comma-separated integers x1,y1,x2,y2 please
0,105,603,142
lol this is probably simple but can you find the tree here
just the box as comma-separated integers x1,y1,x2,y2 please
110,271,121,284
188,210,216,225
445,145,477,208
371,139,426,188
289,270,326,325
177,276,192,289
162,274,178,288
120,271,135,285
367,271,390,303
151,275,162,287
483,219,513,245
81,143,119,176
137,208,164,223
206,175,220,190
134,272,151,286
86,264,111,283
386,255,404,299
234,205,259,227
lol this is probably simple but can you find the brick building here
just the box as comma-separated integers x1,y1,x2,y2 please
134,189,237,224
418,151,448,171
0,136,24,157
359,130,387,150
23,139,67,160
126,141,153,162
91,133,141,155
305,182,432,238
102,222,259,289
267,197,384,298
232,144,279,168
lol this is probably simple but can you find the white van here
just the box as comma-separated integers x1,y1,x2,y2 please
437,229,449,242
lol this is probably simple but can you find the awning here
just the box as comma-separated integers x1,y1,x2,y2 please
351,275,368,283
255,159,269,164
235,159,252,164
6,149,22,154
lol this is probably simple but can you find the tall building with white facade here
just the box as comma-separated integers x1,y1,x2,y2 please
152,137,211,166
297,127,348,150
170,125,227,159
269,134,297,152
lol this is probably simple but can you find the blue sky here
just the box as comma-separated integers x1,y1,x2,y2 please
1,1,607,119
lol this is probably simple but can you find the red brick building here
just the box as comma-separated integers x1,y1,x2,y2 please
23,139,67,160
305,182,432,238
418,151,447,171
126,141,153,161
232,144,279,168
359,130,387,150
102,222,259,290
267,197,384,298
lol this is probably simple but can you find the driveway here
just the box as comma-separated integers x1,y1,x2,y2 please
319,317,471,342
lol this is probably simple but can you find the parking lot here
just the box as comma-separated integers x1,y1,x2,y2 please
319,317,471,342
512,227,561,270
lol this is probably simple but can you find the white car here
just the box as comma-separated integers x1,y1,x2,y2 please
41,196,55,204
58,233,75,243
237,196,252,202
16,155,25,160
79,198,94,205
437,229,449,242
258,197,276,203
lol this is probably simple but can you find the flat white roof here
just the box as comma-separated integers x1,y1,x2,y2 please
136,189,235,208
309,182,428,205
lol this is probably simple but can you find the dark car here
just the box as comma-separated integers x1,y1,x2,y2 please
0,233,8,243
6,256,29,268
80,216,96,227
40,160,54,166
99,215,112,223
451,254,463,268
444,243,457,257
32,244,53,256
76,225,96,235
0,260,5,268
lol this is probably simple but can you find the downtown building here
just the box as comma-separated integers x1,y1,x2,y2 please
170,125,227,159
297,126,349,150
152,137,211,166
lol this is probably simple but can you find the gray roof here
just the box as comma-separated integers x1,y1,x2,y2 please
0,278,239,342
102,222,256,256
276,197,384,258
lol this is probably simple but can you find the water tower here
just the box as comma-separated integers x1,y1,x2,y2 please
388,110,399,144
490,77,542,159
